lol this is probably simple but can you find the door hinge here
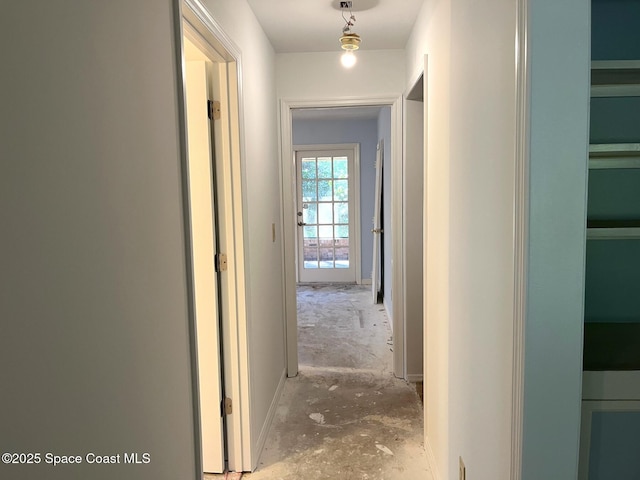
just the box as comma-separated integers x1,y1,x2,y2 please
215,253,228,272
222,397,232,416
207,99,221,120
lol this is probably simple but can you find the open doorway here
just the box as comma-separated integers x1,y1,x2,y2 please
289,106,393,373
254,103,428,478
180,1,252,473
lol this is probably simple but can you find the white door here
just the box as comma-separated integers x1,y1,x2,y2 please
297,149,356,283
185,59,225,473
372,140,383,302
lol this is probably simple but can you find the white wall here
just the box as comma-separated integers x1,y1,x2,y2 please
201,0,286,468
0,2,197,479
406,0,516,478
408,0,591,477
277,50,405,99
406,2,452,475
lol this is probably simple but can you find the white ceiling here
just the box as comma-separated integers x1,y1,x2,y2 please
246,0,425,53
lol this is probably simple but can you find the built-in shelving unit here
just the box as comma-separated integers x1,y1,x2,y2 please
591,60,640,97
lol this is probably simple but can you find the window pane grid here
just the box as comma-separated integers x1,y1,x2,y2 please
301,155,350,270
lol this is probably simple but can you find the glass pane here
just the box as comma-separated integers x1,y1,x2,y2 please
335,225,349,238
301,158,316,179
319,225,333,239
303,225,318,239
302,180,316,201
302,204,317,224
335,231,349,267
303,232,318,269
317,180,332,201
318,203,333,224
319,248,334,268
333,157,348,178
317,158,332,178
319,238,334,248
334,202,348,224
334,180,348,201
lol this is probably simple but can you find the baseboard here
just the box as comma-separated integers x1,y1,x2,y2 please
360,278,372,285
383,299,392,330
406,373,423,383
252,368,287,471
424,435,441,480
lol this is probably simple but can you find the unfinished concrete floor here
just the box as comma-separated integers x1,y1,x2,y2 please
206,284,431,480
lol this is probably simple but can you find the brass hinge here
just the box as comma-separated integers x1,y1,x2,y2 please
215,253,228,272
223,397,232,415
207,99,221,120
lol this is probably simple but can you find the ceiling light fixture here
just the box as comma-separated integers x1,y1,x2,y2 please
339,2,360,68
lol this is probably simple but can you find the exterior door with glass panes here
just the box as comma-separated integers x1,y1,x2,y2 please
296,149,356,283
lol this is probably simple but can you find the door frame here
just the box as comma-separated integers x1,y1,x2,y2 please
279,97,404,378
178,0,252,472
293,143,362,284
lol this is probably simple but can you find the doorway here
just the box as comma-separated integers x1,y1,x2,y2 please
183,40,225,473
280,100,404,378
181,1,252,473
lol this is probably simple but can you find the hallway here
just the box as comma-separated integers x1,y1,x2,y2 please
207,284,431,479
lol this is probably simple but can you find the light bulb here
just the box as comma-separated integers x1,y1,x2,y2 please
341,50,356,68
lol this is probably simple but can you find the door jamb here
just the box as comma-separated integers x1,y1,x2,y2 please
280,97,404,378
179,0,253,472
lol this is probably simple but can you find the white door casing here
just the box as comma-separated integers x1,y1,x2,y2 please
280,99,403,378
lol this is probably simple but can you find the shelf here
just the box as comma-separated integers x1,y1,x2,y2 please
587,220,640,239
589,143,640,169
591,60,640,97
587,227,640,240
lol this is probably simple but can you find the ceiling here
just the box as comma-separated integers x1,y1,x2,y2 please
245,0,425,53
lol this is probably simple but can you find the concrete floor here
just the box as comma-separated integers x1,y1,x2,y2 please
206,284,431,480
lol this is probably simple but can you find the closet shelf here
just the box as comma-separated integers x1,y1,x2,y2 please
587,220,640,239
589,143,640,169
591,60,640,97
587,227,640,240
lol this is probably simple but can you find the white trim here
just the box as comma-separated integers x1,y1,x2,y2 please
361,278,372,285
293,143,362,285
279,97,404,379
424,436,442,480
406,373,424,383
391,98,405,379
182,0,253,472
253,369,287,470
511,0,530,478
